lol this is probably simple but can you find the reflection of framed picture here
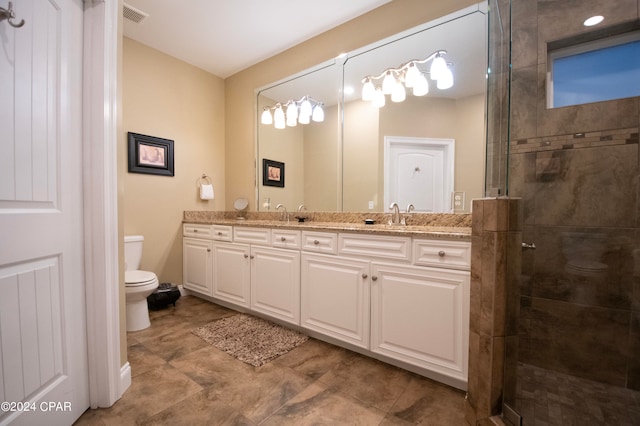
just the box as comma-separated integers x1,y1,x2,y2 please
262,158,285,187
127,132,175,176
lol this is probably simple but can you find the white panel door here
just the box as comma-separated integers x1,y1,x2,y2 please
0,0,89,424
250,246,301,325
384,136,454,213
300,253,370,349
370,262,469,383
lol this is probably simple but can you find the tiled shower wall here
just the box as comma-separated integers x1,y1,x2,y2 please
507,0,640,393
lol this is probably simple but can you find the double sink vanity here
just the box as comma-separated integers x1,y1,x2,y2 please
182,210,472,390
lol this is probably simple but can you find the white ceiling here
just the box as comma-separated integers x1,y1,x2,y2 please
122,0,391,78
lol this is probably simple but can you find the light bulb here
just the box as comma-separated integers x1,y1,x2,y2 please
362,79,375,101
391,82,406,102
372,86,385,108
382,71,397,95
412,73,429,96
299,98,312,117
404,63,420,88
286,103,298,121
274,106,285,129
437,67,453,90
430,55,447,81
260,108,272,125
312,104,324,122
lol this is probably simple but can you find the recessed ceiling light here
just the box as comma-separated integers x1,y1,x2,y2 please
584,15,604,26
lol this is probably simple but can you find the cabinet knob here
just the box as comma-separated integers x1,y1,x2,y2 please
250,255,255,259
217,231,223,236
193,229,198,232
362,273,368,279
371,276,378,281
314,240,320,245
244,254,249,259
281,237,286,242
207,248,211,252
438,250,446,257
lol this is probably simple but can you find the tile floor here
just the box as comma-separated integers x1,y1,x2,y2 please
74,295,467,425
515,363,640,426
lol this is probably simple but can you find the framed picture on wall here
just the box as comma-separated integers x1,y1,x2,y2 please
262,158,285,187
127,132,175,176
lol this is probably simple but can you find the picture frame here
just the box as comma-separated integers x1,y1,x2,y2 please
127,132,175,176
262,158,285,187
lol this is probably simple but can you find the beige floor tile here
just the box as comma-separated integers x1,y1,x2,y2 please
141,329,209,362
387,375,466,425
95,365,202,425
127,343,167,378
139,388,254,426
76,297,471,426
317,351,412,412
262,381,386,425
271,337,350,380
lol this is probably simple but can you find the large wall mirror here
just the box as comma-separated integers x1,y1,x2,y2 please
257,3,488,213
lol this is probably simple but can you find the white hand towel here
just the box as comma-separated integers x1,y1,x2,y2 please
200,184,214,200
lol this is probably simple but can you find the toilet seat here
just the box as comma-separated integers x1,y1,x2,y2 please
125,270,158,287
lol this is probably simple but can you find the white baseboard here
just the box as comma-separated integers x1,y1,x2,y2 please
120,362,132,397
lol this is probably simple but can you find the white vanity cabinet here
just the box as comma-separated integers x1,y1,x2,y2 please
251,245,300,325
300,252,370,348
211,241,251,307
183,222,471,389
182,224,233,296
183,237,213,295
370,261,470,383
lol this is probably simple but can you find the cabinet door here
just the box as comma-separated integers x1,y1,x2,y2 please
301,253,370,348
370,262,470,382
183,237,212,296
212,242,251,308
250,246,300,325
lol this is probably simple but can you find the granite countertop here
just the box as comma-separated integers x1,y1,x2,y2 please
183,211,472,240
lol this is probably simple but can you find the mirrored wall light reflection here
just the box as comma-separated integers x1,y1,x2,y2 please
261,96,325,129
361,50,453,106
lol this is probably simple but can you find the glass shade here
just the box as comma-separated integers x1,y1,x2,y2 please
436,67,454,89
260,109,272,125
412,73,429,96
362,79,375,101
430,55,447,80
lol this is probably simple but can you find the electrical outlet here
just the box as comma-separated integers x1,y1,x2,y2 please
453,192,465,211
368,200,374,210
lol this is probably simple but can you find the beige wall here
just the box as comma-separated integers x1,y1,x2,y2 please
122,38,225,284
304,104,341,211
224,0,479,211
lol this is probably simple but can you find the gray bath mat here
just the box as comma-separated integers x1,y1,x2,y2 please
192,314,308,367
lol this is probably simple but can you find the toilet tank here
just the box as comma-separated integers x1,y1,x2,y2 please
124,235,144,271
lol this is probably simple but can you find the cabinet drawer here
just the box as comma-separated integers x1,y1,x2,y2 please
183,223,213,238
271,229,301,249
301,231,337,254
211,225,233,241
338,233,411,262
233,227,271,245
413,239,471,270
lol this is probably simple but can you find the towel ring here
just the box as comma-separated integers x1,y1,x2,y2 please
197,173,212,187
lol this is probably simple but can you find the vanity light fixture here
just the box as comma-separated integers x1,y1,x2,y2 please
361,50,454,107
261,95,325,129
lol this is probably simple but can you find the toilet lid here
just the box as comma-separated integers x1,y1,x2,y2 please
125,270,158,286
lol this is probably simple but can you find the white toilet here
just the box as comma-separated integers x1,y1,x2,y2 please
124,235,159,332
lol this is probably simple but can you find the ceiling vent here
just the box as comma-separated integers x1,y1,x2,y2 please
123,3,149,24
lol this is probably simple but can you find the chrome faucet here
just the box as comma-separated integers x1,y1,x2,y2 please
401,203,415,225
297,204,307,213
389,202,401,225
275,203,289,222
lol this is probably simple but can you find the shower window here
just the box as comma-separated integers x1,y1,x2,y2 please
547,31,640,108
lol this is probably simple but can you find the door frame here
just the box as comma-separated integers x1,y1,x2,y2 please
83,0,127,408
383,136,455,213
